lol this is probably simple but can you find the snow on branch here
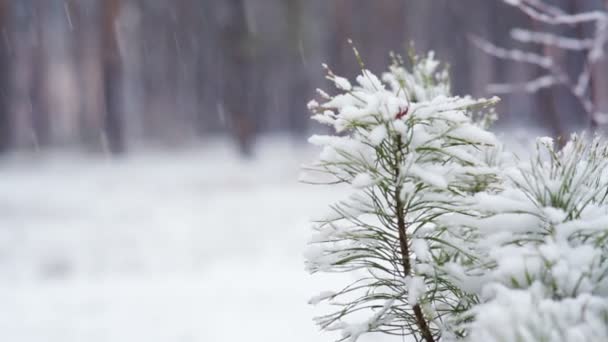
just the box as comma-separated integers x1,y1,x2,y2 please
596,112,608,125
504,0,606,25
470,35,553,68
487,74,562,94
521,0,566,17
478,0,608,127
511,28,594,50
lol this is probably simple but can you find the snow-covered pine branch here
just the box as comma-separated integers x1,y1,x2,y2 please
304,51,502,342
304,48,608,342
477,0,608,128
440,135,608,342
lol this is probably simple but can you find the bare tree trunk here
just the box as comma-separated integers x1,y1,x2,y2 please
592,0,608,125
68,0,104,150
285,0,310,136
218,0,255,156
30,1,51,148
532,18,563,138
330,0,356,76
175,1,200,140
102,0,125,154
0,0,10,152
569,0,600,129
197,1,222,134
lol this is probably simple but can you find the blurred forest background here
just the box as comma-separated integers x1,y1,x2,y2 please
1,2,607,341
0,0,607,156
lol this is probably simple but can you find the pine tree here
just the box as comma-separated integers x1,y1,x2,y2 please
304,49,608,342
304,49,501,342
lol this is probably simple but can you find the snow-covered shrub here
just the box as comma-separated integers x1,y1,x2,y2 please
304,51,501,342
304,49,608,342
444,135,608,342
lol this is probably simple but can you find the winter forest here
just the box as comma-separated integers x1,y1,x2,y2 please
1,0,608,341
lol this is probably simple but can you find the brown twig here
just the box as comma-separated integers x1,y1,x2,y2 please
475,1,608,131
394,136,435,342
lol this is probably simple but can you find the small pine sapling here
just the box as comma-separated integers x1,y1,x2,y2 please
303,49,501,342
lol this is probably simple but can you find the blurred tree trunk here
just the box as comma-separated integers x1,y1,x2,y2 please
285,0,309,135
568,0,598,129
591,0,608,126
30,1,50,148
598,1,608,120
102,0,125,154
218,0,255,156
138,0,180,144
197,1,222,134
0,0,9,152
9,1,34,149
68,0,105,150
362,0,406,68
532,17,563,138
331,0,355,75
175,1,200,140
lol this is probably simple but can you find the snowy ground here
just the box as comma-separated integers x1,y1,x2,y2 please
0,132,539,342
0,138,372,342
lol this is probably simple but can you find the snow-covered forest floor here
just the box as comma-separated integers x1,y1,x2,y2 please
0,137,337,342
0,133,535,342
